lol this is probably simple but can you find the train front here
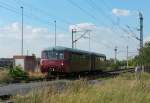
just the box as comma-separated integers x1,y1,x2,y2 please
40,49,68,75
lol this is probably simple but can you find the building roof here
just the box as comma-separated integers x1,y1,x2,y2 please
43,46,106,57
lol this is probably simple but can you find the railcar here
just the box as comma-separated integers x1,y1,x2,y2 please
40,46,106,75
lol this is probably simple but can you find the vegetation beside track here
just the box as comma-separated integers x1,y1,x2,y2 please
0,66,45,84
13,72,150,103
0,69,12,84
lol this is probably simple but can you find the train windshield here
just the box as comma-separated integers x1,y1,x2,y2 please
42,50,64,60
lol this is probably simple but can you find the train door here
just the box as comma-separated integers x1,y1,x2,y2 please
91,55,95,71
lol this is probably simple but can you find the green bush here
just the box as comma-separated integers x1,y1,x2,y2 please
9,66,28,81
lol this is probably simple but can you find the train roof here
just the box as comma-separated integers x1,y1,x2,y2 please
43,46,106,57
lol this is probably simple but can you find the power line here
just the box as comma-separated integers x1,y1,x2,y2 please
66,0,105,25
14,0,72,25
101,0,113,10
94,0,139,42
86,0,116,25
15,0,88,31
84,0,135,47
0,1,20,14
14,0,86,31
0,1,67,31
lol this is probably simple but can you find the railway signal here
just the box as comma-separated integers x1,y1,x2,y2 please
126,46,129,68
114,46,117,64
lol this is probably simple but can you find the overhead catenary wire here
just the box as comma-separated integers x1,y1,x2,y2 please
86,0,116,25
0,0,94,33
14,0,73,26
85,0,132,48
84,0,126,44
0,1,67,31
66,0,106,26
99,0,139,41
14,0,91,32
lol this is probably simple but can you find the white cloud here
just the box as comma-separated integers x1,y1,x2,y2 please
69,23,96,32
112,8,131,16
0,22,139,60
0,22,49,40
0,22,71,58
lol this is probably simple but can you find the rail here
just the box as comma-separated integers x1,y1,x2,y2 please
107,68,135,74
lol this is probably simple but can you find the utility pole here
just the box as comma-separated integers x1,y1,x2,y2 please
21,6,24,56
54,20,56,47
74,32,77,48
114,46,117,64
126,46,129,68
139,12,144,71
89,31,91,51
89,31,91,72
72,29,73,48
139,12,143,49
72,29,77,48
49,22,51,47
27,49,29,56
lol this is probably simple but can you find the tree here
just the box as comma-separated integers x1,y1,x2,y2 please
137,41,150,66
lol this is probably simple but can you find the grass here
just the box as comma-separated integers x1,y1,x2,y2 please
13,72,150,103
0,69,13,84
28,71,46,81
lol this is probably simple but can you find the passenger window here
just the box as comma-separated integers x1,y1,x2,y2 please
59,53,64,59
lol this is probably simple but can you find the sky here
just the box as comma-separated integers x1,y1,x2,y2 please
0,0,149,60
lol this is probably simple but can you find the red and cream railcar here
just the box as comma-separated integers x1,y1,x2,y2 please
40,46,106,75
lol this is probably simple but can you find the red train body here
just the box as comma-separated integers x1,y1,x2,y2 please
40,46,106,75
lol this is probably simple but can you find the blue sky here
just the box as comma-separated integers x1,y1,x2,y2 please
0,0,149,60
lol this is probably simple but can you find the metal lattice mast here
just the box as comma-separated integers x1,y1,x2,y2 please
139,12,143,49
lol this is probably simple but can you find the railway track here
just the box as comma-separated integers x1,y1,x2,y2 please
107,68,135,74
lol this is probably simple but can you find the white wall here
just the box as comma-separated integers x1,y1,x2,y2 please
15,59,24,71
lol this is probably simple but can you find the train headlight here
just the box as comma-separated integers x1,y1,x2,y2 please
61,62,64,66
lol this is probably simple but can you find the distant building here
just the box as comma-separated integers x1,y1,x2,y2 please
0,58,13,68
13,55,37,72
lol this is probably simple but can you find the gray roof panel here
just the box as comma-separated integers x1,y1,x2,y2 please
43,46,106,57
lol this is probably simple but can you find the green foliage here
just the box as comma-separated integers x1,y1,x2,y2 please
107,41,150,68
135,41,150,66
9,66,28,80
128,59,136,67
107,60,127,70
110,63,119,70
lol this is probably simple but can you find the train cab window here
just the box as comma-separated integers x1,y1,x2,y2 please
42,52,47,59
42,50,64,60
59,53,64,59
